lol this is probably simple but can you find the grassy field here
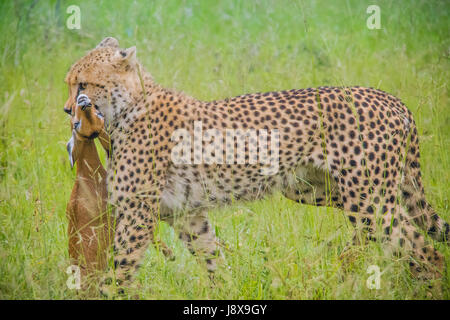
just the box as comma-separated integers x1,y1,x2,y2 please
0,0,449,299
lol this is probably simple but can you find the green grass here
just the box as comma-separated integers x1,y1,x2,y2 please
0,0,449,299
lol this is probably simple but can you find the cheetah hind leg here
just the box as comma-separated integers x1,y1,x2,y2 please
331,161,444,293
345,200,444,293
389,208,444,295
400,160,450,244
397,126,449,243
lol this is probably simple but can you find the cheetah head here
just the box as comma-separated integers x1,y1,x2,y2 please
64,37,142,129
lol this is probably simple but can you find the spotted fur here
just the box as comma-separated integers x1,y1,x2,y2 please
64,37,448,295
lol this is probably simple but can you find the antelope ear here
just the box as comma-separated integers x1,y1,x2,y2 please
66,136,76,169
96,37,119,49
116,46,137,66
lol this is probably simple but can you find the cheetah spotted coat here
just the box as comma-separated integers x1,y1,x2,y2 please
63,37,449,295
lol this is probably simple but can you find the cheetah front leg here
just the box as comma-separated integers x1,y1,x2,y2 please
100,199,159,297
167,210,221,274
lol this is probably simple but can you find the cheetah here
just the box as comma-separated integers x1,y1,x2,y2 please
63,37,449,295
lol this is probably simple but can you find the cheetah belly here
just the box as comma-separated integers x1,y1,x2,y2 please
160,163,292,213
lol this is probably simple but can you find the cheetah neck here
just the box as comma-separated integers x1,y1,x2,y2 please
109,65,199,140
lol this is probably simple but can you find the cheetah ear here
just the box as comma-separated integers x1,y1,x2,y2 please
96,37,119,49
116,46,137,67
